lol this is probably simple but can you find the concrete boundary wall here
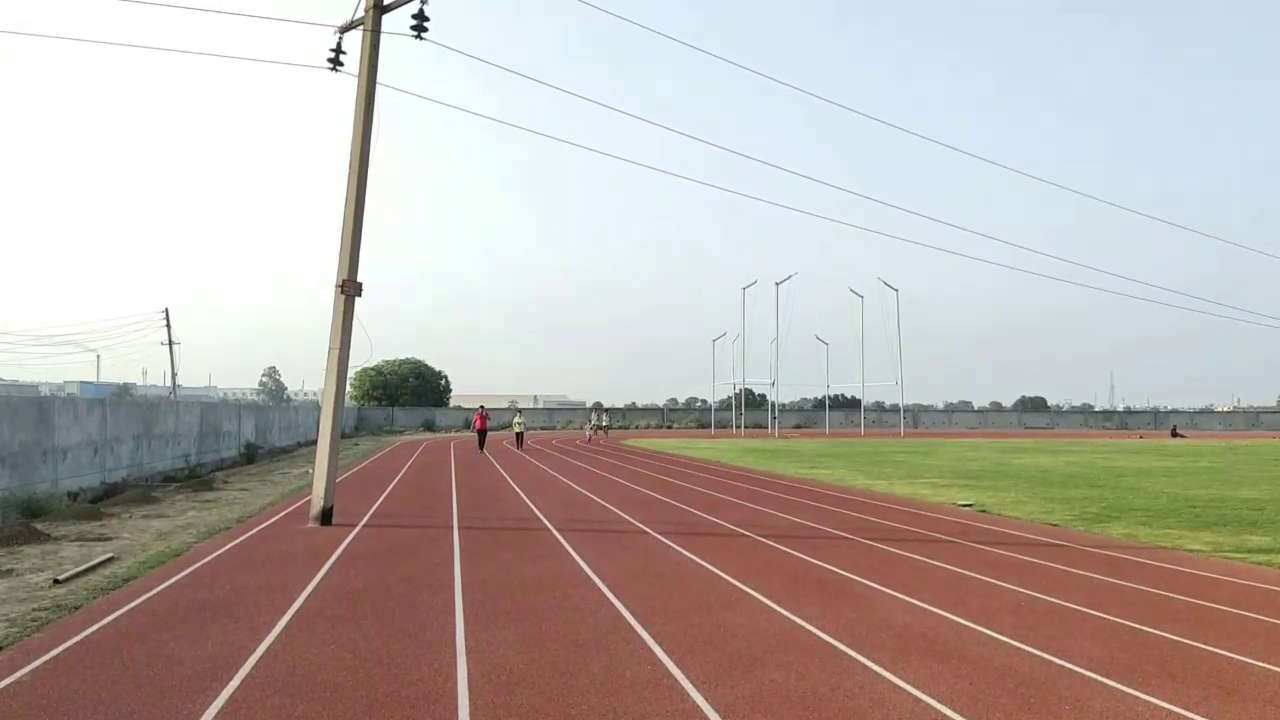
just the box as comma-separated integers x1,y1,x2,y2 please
359,406,1280,433
5,396,1278,495
0,396,358,494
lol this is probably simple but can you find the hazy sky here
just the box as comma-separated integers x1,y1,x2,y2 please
3,0,1278,407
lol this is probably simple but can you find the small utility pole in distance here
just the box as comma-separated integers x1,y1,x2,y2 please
163,307,179,399
310,0,426,527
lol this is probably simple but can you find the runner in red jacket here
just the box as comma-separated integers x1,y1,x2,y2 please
473,405,491,453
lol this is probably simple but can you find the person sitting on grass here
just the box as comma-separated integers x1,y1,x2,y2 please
1170,424,1188,439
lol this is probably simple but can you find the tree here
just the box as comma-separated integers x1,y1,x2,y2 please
943,400,974,411
111,384,136,399
591,401,605,410
681,396,700,409
986,400,1005,411
256,366,290,405
1010,395,1050,412
622,401,639,409
349,357,452,407
506,399,520,409
662,397,681,409
867,400,888,411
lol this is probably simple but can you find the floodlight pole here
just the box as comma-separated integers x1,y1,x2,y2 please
773,272,797,438
740,280,757,435
848,287,865,437
730,333,740,435
879,277,905,438
767,338,776,435
711,332,726,435
815,334,830,435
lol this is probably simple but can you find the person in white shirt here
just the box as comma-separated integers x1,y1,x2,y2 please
601,409,611,439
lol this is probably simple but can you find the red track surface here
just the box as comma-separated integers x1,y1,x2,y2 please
3,431,1279,719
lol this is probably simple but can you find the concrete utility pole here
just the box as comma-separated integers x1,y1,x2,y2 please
310,0,421,527
163,307,179,399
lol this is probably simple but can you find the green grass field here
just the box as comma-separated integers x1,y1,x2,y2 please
627,438,1280,568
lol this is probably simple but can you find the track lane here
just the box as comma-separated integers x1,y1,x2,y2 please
559,439,1280,719
525,440,1185,720
0,437,418,680
0,439,427,720
497,440,962,720
469,441,720,720
201,439,454,720
607,441,1280,611
583,442,1280,664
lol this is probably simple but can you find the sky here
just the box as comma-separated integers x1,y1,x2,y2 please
3,0,1278,408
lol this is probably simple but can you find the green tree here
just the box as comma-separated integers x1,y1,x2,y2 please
1010,395,1050,412
349,357,452,407
111,383,136,399
986,400,1005,411
591,401,605,410
662,397,681,409
256,366,290,405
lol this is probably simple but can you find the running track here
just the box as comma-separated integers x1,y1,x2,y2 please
3,433,1279,719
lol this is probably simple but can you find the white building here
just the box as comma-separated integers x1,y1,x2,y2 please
450,393,587,409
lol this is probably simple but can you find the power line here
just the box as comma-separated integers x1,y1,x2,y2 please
0,28,325,70
0,310,163,336
0,328,166,358
7,26,1278,331
0,319,167,350
368,80,1280,331
570,0,1280,264
112,1,1280,323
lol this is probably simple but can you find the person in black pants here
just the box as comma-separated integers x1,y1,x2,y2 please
513,409,526,451
473,405,491,453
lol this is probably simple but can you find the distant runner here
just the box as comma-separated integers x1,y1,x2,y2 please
473,405,490,453
512,409,527,451
601,409,611,439
584,420,593,444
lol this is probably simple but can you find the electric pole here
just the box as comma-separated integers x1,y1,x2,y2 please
163,307,179,399
310,0,427,527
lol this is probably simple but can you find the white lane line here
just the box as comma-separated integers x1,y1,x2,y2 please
586,443,1280,625
451,441,471,720
540,441,1209,720
610,441,1280,593
485,449,724,720
562,440,1280,674
197,440,430,720
0,436,425,691
510,444,966,720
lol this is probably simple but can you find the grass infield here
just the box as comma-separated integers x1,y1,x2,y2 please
628,438,1280,568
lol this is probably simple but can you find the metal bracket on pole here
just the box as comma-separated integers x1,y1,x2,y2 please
337,0,416,33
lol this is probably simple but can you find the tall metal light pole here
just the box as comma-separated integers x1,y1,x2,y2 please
848,287,865,437
878,277,905,438
773,272,797,438
739,280,756,436
767,337,776,434
814,334,830,435
711,332,726,435
310,0,420,527
730,333,740,435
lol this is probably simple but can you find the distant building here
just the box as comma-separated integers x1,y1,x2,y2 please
450,393,588,409
0,380,41,397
